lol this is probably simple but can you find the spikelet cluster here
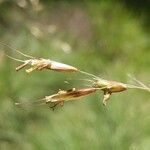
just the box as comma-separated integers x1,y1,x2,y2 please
2,42,150,109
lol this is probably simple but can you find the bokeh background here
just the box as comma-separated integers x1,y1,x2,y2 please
0,0,150,149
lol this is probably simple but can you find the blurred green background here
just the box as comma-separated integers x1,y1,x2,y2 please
0,0,150,150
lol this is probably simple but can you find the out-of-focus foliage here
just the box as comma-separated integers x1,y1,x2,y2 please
0,0,150,150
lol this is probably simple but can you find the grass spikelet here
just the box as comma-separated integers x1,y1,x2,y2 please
15,87,98,110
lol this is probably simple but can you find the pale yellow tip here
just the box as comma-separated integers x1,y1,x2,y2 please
26,68,34,73
15,103,20,106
